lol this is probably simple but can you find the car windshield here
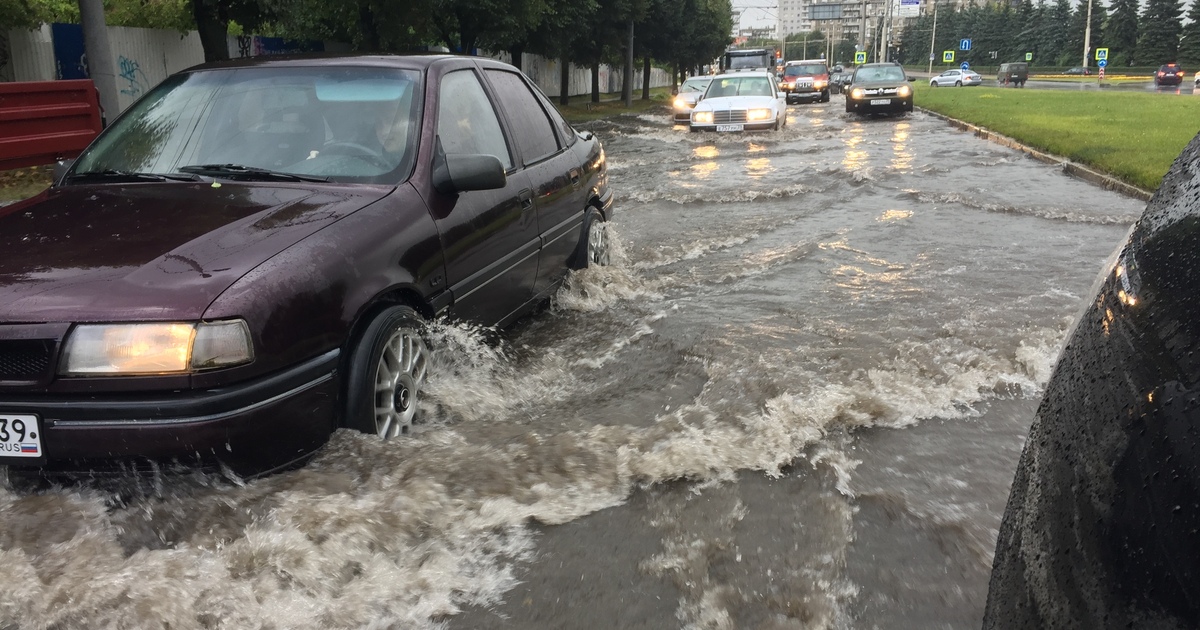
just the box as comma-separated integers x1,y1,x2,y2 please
71,66,422,184
785,64,825,76
680,78,710,92
728,53,770,70
705,76,773,98
855,66,906,82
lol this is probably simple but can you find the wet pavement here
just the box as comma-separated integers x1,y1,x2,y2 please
0,102,1149,629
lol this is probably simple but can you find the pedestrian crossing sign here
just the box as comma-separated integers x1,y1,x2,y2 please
1095,48,1108,61
855,51,867,64
943,51,955,63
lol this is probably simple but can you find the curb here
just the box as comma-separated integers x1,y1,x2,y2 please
917,107,1153,201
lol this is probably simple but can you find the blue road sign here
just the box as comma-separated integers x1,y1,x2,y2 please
1098,59,1108,68
959,39,972,51
961,62,970,70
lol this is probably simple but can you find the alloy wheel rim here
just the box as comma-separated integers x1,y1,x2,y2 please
587,220,610,266
372,328,427,438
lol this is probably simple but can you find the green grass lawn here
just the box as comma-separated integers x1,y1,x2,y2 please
914,84,1200,191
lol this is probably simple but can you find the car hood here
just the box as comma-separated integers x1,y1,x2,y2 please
676,91,704,105
850,81,912,91
694,95,778,111
0,182,391,323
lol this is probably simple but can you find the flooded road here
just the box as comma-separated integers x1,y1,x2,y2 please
0,104,1148,629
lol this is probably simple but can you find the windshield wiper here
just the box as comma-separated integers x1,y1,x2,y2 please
65,170,201,183
179,164,329,183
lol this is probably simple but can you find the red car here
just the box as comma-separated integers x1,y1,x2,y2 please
0,54,613,477
779,60,830,104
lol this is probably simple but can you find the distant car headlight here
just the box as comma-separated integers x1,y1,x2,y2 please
746,108,772,121
850,87,865,100
693,111,714,124
814,80,828,89
897,85,912,97
60,319,254,375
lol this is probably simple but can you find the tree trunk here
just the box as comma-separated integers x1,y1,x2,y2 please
590,61,600,103
509,44,525,70
560,56,571,106
622,19,634,107
642,55,651,99
192,0,230,62
357,2,380,52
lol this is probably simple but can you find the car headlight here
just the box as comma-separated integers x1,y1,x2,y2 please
693,111,714,124
814,80,828,89
850,88,865,100
746,108,772,121
60,319,254,375
897,85,912,97
673,97,687,109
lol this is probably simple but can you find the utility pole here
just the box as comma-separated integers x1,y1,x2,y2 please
1081,0,1093,71
78,0,119,123
927,0,938,73
878,0,892,62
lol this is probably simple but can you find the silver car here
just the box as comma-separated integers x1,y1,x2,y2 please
672,76,712,122
930,69,982,87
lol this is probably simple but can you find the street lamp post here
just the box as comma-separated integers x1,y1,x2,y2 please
1082,0,1093,71
927,0,939,73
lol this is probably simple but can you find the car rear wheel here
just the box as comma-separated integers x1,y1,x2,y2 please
344,306,429,438
955,80,962,87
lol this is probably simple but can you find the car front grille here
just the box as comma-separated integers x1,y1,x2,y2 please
0,339,55,382
714,111,749,124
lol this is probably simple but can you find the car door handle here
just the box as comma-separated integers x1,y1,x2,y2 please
519,188,534,210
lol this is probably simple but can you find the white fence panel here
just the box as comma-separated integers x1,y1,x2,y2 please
108,26,205,111
4,25,56,82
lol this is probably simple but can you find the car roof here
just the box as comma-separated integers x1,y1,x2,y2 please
711,70,774,80
181,52,474,74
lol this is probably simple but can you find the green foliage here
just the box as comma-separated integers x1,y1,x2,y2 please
1103,0,1138,65
1136,0,1183,64
1177,0,1200,66
914,84,1200,190
107,0,193,30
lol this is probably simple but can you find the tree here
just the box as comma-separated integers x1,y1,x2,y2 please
1177,0,1200,66
1066,0,1105,67
1103,0,1138,66
191,0,276,61
1136,0,1183,64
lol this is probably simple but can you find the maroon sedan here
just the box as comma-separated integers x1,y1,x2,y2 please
0,54,612,476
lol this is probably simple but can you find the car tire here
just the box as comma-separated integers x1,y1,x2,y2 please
955,80,962,87
821,89,830,102
930,81,937,87
343,305,429,438
570,208,611,269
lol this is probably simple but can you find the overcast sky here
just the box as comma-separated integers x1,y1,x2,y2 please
733,0,780,30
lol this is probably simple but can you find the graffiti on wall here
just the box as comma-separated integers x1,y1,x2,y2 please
118,56,148,97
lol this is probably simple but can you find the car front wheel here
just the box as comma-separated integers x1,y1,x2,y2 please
571,209,611,269
344,306,429,438
955,80,962,87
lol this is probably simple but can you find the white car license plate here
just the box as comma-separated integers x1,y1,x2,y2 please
870,99,891,105
716,124,744,132
0,413,43,459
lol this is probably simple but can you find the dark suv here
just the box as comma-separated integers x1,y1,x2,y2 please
845,62,914,115
1156,63,1185,86
0,54,613,477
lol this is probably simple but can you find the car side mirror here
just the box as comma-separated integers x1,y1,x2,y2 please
432,153,506,194
52,159,75,186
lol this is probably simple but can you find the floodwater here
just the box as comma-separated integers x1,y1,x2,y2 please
0,105,1148,629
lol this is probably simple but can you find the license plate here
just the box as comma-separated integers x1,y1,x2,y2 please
870,99,891,105
716,124,744,132
0,413,43,459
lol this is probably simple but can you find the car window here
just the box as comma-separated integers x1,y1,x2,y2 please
485,69,561,165
437,70,512,170
72,67,423,183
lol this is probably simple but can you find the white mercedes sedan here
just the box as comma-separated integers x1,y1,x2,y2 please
689,71,787,132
